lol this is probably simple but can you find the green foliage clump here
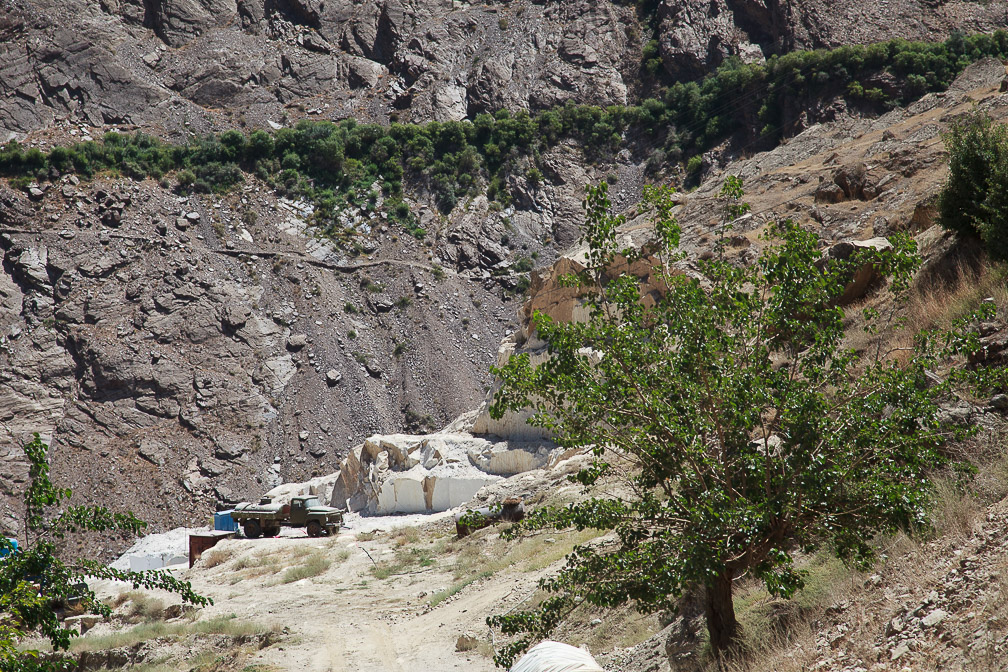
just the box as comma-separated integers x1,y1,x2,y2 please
4,30,1008,244
1,435,211,672
938,110,1008,261
513,256,534,273
486,181,987,666
685,155,702,175
642,38,663,77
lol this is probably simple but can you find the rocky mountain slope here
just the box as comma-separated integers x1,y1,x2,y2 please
0,171,535,536
3,0,1008,544
3,0,1008,141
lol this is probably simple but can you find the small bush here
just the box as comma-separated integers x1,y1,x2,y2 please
176,169,196,191
122,592,167,623
280,551,331,584
645,148,666,175
390,527,421,547
513,256,534,273
685,155,703,175
526,167,543,187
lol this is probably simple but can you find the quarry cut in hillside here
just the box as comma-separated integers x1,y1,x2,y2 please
3,4,1008,666
3,51,1008,550
1,0,1008,587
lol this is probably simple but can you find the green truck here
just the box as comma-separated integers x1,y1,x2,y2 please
231,496,343,538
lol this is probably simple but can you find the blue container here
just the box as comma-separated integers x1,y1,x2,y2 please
214,510,237,532
0,538,17,558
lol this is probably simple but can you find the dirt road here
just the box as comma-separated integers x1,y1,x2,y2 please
181,516,524,672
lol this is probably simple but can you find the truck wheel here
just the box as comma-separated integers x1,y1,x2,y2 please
306,521,322,538
264,526,280,538
244,520,262,539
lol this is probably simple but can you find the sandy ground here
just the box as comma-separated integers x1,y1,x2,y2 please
94,513,541,672
219,530,499,672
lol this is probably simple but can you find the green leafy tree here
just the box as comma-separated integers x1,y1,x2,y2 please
486,181,977,665
0,434,211,672
716,175,750,261
938,110,1008,261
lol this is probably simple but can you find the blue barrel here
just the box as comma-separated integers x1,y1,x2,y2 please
214,510,238,532
0,538,17,558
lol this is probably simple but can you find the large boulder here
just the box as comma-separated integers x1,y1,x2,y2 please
822,237,893,306
815,163,878,203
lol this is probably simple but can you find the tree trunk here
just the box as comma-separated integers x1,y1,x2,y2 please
704,571,739,654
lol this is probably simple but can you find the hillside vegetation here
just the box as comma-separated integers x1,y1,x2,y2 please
4,32,1008,245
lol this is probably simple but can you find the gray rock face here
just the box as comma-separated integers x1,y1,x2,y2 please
656,0,763,80
109,0,239,46
3,0,1006,140
0,13,170,135
0,166,520,545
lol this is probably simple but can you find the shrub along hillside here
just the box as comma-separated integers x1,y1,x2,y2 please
939,111,1008,263
3,31,1008,242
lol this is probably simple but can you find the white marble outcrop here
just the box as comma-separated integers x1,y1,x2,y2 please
327,429,560,515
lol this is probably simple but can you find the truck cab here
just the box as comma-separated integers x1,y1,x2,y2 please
290,496,326,526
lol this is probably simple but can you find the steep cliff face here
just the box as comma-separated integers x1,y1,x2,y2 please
3,0,1007,141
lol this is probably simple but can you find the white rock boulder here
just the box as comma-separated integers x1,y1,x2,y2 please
329,429,559,515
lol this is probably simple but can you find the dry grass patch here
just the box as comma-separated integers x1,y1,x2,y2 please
428,528,603,608
389,526,421,547
369,527,449,579
371,545,438,579
228,544,349,585
930,476,984,540
230,550,283,583
562,603,663,653
201,546,237,568
842,256,1008,366
279,549,331,584
110,591,168,624
906,258,1008,333
713,551,870,672
70,615,276,653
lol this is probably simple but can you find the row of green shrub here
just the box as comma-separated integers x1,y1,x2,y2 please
3,30,1008,240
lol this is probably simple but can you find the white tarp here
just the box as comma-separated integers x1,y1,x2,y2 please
127,554,188,572
509,641,604,672
111,527,195,571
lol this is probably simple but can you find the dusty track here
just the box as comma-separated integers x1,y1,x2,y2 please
179,520,513,672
